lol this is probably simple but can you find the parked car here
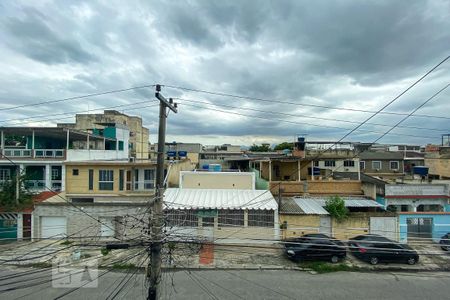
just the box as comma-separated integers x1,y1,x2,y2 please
301,233,345,246
439,233,450,251
348,234,419,265
284,235,346,263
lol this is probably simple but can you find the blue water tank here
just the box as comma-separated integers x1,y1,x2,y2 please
178,151,187,157
167,151,176,157
413,166,429,176
209,164,222,172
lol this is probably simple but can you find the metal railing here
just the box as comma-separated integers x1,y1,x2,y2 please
24,180,46,190
1,148,65,158
34,149,65,158
126,180,155,191
2,149,32,157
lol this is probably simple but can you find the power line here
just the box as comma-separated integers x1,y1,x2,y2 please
175,97,448,133
0,84,156,112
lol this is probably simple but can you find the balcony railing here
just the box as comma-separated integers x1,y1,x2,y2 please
126,180,155,192
1,148,65,159
25,180,46,190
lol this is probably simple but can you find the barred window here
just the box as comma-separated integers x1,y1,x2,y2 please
248,210,274,227
99,170,114,190
324,160,336,167
343,160,355,167
165,210,198,227
218,210,244,227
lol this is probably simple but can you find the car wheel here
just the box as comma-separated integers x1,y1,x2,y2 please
369,257,379,265
330,255,339,263
407,257,417,265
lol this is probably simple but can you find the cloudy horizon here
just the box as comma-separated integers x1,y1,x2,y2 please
0,0,449,146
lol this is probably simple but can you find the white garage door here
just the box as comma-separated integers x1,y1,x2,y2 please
41,216,67,239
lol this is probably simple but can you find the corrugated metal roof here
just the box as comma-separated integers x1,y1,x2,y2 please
295,196,383,208
293,198,329,215
164,188,277,210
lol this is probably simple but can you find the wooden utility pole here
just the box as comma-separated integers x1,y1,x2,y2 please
147,84,177,300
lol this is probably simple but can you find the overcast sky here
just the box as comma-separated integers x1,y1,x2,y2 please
0,0,449,146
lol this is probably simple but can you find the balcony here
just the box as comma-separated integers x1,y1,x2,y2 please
24,180,46,191
1,148,65,159
126,180,155,192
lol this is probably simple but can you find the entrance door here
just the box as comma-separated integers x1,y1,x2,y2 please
23,214,32,240
407,218,432,239
319,216,331,236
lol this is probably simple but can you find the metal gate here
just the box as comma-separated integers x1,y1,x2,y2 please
406,218,432,238
370,217,397,241
319,216,331,236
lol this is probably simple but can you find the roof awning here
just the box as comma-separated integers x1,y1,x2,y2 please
163,188,277,210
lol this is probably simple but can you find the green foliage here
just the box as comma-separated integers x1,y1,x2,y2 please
300,261,359,273
0,174,33,211
324,196,349,222
249,144,271,152
60,240,73,246
101,248,111,256
274,142,294,151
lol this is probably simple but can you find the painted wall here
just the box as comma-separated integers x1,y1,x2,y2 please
66,149,128,161
270,180,362,196
279,214,321,238
180,171,255,190
399,213,450,243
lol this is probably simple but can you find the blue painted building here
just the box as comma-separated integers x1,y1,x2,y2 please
399,212,450,243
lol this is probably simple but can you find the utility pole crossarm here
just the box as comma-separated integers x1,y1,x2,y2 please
155,92,178,113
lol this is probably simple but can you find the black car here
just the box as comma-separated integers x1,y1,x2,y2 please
284,235,346,263
439,233,450,251
348,234,419,265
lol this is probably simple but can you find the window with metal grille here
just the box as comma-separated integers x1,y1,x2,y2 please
390,161,399,170
218,210,244,227
359,161,365,170
51,168,60,180
372,161,381,170
343,160,355,167
165,210,198,227
99,170,114,190
144,169,155,189
0,169,11,181
248,210,274,227
324,160,336,167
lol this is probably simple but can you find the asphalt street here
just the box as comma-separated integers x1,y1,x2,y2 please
1,267,450,300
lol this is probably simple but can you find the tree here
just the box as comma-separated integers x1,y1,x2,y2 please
274,142,293,151
249,144,271,152
324,195,348,222
0,174,33,211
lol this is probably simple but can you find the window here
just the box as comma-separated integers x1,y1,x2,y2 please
71,198,94,203
51,168,60,180
134,169,139,190
359,161,365,170
218,210,244,227
88,169,94,190
72,169,79,176
99,170,114,190
0,169,11,181
165,210,198,227
119,170,124,191
313,161,319,167
118,141,124,150
344,160,355,167
144,169,155,189
390,161,399,170
248,210,274,227
372,161,382,170
324,160,336,167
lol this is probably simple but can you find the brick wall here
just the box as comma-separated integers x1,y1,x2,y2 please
270,180,362,196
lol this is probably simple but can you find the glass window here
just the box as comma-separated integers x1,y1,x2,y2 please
119,170,124,191
0,169,11,181
165,210,198,227
99,169,114,190
72,169,79,176
313,161,319,167
344,160,355,167
88,169,94,190
390,161,399,170
51,168,59,180
372,161,381,170
359,161,365,170
324,160,336,167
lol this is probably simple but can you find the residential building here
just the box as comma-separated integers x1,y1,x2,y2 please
425,140,450,179
359,151,405,179
399,212,450,243
164,188,279,244
58,110,149,160
384,184,450,212
279,196,395,241
199,144,243,169
0,126,129,193
179,171,255,190
150,142,202,166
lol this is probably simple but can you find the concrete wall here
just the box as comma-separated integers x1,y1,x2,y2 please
180,171,255,190
270,180,363,196
279,214,321,238
332,214,370,241
33,204,146,240
167,160,196,187
425,153,450,178
66,149,128,161
360,159,404,176
362,182,377,200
